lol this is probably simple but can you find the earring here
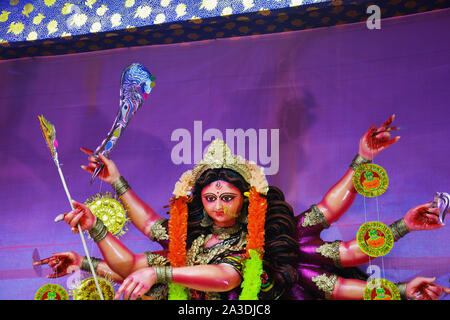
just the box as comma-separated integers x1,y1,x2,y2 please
200,209,213,227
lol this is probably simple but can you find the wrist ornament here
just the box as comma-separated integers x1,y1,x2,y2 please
112,176,131,196
396,282,408,300
389,218,410,241
81,256,101,273
89,217,108,242
154,266,173,284
350,154,372,171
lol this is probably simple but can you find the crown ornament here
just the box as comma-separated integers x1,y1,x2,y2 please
172,139,269,198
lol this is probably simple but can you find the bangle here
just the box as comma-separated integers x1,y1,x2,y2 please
389,218,410,241
89,217,108,242
112,176,131,196
350,154,372,171
396,282,408,300
154,266,173,284
81,256,101,273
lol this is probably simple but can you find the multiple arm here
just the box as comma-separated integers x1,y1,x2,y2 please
302,115,448,300
40,114,448,300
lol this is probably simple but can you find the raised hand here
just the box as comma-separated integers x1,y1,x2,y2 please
33,251,82,278
404,202,445,231
80,147,120,184
359,114,401,160
114,267,156,300
406,277,450,300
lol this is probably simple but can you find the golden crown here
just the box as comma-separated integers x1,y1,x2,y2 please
172,139,268,198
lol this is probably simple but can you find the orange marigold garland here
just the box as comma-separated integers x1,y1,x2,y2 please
245,187,267,256
239,187,267,300
167,196,189,300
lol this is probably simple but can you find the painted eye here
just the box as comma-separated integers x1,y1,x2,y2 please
221,196,234,202
205,196,216,202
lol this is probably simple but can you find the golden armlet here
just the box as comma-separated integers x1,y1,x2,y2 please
112,176,131,196
81,256,101,272
389,218,410,241
154,266,173,284
350,154,372,171
89,218,108,242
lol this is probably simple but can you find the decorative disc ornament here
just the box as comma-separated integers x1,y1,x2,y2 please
35,284,69,300
364,278,401,300
72,277,115,300
357,221,394,257
85,192,129,238
353,163,389,197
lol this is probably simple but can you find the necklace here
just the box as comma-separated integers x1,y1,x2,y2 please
211,223,241,240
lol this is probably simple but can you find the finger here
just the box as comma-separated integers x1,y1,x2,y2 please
420,212,444,229
71,227,79,233
54,213,65,222
71,200,89,211
81,165,94,174
34,257,54,265
442,286,450,294
115,277,132,300
123,281,139,301
64,207,82,225
379,136,400,150
422,211,439,222
47,260,59,268
97,153,111,165
382,114,395,127
419,277,436,284
88,162,100,169
426,207,440,215
63,210,78,225
80,147,94,155
130,283,145,300
366,124,376,137
423,287,439,300
424,283,442,296
136,284,150,300
70,211,85,228
53,258,64,270
88,155,100,163
413,202,433,212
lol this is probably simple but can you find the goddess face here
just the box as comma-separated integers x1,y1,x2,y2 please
201,179,244,227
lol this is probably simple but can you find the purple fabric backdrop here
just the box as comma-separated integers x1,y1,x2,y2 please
0,8,449,300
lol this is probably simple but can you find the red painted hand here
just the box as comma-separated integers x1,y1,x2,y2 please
407,277,450,300
404,202,445,231
359,114,400,160
33,251,82,278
